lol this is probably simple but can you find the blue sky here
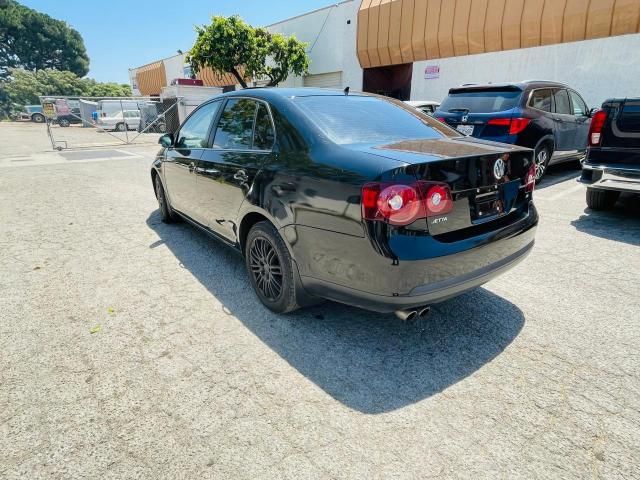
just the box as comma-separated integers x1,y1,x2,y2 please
20,0,336,84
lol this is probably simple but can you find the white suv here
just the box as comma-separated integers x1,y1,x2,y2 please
97,110,141,131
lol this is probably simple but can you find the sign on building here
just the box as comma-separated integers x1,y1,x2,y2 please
424,65,440,80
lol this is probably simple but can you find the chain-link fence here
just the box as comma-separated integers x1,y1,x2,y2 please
38,96,181,150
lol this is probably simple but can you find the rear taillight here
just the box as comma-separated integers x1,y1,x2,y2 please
588,109,607,146
362,181,453,226
525,160,536,193
487,117,531,135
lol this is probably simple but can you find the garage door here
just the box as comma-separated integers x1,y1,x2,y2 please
303,71,343,89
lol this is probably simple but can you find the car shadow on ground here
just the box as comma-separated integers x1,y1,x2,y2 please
571,193,640,246
146,211,525,414
535,161,582,190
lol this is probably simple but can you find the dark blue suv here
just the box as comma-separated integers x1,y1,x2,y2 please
435,81,592,182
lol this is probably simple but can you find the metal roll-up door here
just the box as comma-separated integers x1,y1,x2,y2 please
303,71,343,89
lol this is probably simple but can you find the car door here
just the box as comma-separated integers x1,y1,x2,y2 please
568,89,590,151
551,88,576,153
195,98,275,241
163,101,221,218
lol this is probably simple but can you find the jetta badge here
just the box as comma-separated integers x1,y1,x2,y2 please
493,158,506,180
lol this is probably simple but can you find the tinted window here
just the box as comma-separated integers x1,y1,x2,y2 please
439,90,521,113
214,99,257,150
419,105,434,115
553,89,572,115
569,90,588,116
294,96,445,144
176,101,221,149
618,101,640,133
253,103,275,150
529,89,553,112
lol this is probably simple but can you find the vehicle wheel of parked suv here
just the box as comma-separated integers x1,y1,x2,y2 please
58,118,70,127
115,122,126,132
154,176,178,223
245,221,300,314
31,113,45,123
534,143,552,183
586,188,619,210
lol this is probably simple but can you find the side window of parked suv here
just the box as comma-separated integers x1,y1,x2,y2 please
569,90,588,116
553,89,572,115
529,89,553,112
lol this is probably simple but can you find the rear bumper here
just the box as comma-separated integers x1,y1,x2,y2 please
580,163,640,193
288,203,537,313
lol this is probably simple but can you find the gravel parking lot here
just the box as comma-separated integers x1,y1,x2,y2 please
1,122,639,479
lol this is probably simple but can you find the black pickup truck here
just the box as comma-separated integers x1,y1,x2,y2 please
580,98,640,209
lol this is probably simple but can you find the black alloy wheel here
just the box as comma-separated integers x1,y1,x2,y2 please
245,221,299,313
58,118,70,127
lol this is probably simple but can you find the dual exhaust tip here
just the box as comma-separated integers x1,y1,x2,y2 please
395,306,431,321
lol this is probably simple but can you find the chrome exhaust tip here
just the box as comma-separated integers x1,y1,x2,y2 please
395,309,417,321
418,306,431,318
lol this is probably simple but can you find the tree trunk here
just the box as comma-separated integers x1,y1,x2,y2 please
231,68,248,89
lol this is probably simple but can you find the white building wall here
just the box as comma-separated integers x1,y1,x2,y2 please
162,53,188,85
410,34,640,108
267,0,362,90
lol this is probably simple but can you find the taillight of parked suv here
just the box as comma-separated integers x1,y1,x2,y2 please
588,109,608,146
487,117,531,135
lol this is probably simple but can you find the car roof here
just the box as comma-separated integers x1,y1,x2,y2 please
449,80,570,93
218,87,372,101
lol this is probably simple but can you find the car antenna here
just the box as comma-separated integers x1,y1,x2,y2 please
344,86,350,95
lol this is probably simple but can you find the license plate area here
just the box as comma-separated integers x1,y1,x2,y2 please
456,124,474,136
471,188,504,221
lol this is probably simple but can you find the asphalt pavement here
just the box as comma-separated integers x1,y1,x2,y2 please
1,122,639,479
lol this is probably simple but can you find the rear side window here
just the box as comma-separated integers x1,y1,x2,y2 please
214,98,257,150
569,90,588,116
439,89,521,113
253,103,275,150
529,89,553,112
553,89,572,115
294,96,446,144
617,100,640,132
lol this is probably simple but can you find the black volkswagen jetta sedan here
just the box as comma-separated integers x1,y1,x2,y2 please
152,88,538,319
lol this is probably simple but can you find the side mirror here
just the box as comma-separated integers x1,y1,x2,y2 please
588,107,598,118
159,133,174,147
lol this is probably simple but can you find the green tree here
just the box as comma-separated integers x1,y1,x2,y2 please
1,68,131,117
0,0,90,77
188,15,309,89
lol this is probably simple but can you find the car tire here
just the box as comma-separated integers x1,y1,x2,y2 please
157,122,167,133
534,143,552,183
245,221,300,314
154,175,178,223
586,188,619,210
115,123,126,132
32,113,45,123
58,118,70,127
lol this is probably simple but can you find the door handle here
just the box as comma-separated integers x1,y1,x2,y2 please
194,166,221,176
234,170,249,182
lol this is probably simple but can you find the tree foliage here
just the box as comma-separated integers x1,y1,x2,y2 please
188,15,309,88
1,68,131,117
0,0,90,77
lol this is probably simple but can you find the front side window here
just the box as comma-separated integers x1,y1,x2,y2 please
176,101,221,149
553,89,572,115
213,99,258,150
569,90,588,116
529,89,553,112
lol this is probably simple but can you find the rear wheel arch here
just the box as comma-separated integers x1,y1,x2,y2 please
534,135,555,153
239,212,275,255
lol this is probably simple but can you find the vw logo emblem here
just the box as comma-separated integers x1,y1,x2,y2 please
461,115,469,123
493,158,506,180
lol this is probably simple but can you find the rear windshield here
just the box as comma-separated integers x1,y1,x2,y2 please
440,89,522,113
618,101,640,133
294,95,446,144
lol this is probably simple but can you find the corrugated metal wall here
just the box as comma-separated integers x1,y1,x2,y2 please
196,67,243,87
135,61,167,96
357,0,640,68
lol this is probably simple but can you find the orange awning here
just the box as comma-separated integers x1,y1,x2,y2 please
357,0,640,68
135,61,166,96
196,66,245,87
